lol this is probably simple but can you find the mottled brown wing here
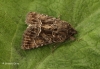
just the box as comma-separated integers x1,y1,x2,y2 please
22,12,77,50
22,25,39,49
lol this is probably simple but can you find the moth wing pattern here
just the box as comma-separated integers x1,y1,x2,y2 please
22,12,77,50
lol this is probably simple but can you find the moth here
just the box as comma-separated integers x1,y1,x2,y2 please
21,12,77,50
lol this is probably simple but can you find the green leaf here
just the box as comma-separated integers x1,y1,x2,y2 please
0,0,100,69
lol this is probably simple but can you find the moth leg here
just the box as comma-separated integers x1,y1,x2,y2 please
57,14,61,20
51,42,63,53
69,36,76,41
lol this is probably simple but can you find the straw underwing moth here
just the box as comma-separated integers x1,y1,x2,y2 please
22,12,77,50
